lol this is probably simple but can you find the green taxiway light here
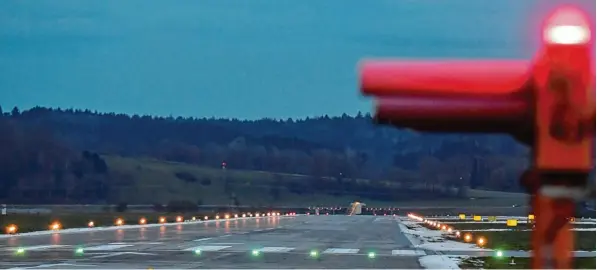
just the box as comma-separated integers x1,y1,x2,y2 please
496,250,504,258
15,248,25,254
194,249,202,255
368,252,376,258
251,250,260,256
310,250,318,257
75,247,84,254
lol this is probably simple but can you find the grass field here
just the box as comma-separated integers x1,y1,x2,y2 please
443,222,595,231
106,156,390,206
478,230,596,251
459,256,596,269
104,155,528,206
432,220,597,251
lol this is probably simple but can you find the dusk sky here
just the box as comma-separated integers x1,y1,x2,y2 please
1,0,595,120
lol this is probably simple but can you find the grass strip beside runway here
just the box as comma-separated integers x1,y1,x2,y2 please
459,256,596,269
468,230,596,251
447,222,594,231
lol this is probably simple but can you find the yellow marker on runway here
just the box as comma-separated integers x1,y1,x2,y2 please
506,219,518,227
473,215,482,221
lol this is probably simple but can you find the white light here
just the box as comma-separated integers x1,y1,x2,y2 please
545,25,590,44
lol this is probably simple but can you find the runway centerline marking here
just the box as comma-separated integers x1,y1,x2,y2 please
85,244,133,251
391,249,426,256
89,251,156,259
323,248,359,254
258,247,295,253
7,245,69,251
193,237,213,242
183,245,231,251
8,263,97,269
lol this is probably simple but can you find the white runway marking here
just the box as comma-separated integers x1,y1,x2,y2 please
392,249,426,256
8,263,97,269
183,245,231,251
323,248,359,254
258,247,295,253
193,237,213,241
90,251,156,259
8,245,69,251
85,244,133,251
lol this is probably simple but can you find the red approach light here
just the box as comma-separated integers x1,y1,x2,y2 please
543,6,591,45
358,5,594,270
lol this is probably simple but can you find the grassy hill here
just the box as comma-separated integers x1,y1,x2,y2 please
103,155,527,207
105,155,399,206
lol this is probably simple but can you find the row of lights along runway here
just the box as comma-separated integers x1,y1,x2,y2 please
4,212,296,235
192,248,377,260
407,213,487,248
13,243,379,261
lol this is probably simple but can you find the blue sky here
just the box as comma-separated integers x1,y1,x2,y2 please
1,0,594,119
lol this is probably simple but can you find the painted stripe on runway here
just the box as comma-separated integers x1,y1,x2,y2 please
193,237,213,241
8,245,70,251
391,249,425,256
85,244,133,251
8,263,97,269
258,247,295,253
323,248,359,254
183,245,231,251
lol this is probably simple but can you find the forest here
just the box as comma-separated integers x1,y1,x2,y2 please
0,105,540,204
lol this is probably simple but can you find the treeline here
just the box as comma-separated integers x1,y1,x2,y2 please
0,105,537,203
0,116,114,203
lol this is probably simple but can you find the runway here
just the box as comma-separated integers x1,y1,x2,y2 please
0,215,423,269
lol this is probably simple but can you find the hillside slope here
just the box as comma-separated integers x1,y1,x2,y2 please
104,156,527,207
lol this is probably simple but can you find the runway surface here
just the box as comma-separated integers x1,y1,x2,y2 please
0,215,424,269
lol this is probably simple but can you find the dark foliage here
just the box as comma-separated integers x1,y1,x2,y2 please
166,200,199,213
174,171,198,183
115,202,128,212
3,106,591,204
200,177,212,186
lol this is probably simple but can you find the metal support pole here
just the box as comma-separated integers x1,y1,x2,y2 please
525,170,590,269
